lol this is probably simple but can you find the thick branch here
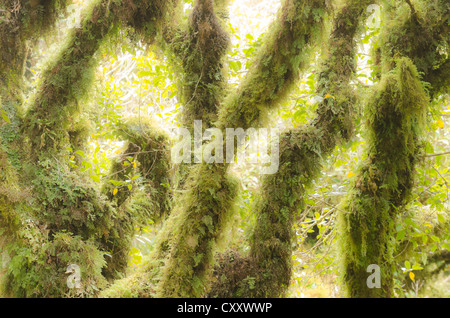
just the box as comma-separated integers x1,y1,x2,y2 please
209,0,373,298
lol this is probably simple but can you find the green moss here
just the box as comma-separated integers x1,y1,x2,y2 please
30,159,116,240
216,0,330,131
378,0,449,97
99,253,166,298
112,0,180,42
99,116,173,280
107,116,173,217
152,0,332,299
170,0,230,129
23,0,118,157
0,0,71,93
2,232,107,298
337,57,428,298
0,0,183,297
155,163,239,297
210,0,372,298
336,0,448,297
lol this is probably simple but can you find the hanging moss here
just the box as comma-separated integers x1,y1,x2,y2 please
0,0,70,248
146,0,329,297
101,165,239,298
159,0,231,189
336,0,448,298
337,57,428,298
100,253,164,298
169,0,230,129
0,0,71,95
99,116,173,279
154,163,238,297
111,0,180,42
147,0,331,298
100,0,231,298
28,160,116,238
104,116,172,213
378,0,449,97
22,0,182,158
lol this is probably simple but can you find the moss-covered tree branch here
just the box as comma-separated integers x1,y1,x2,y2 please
1,0,181,297
151,0,332,298
209,0,372,298
337,0,448,298
337,57,428,297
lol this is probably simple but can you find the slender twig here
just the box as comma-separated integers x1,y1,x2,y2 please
431,165,449,201
421,151,450,158
404,0,420,22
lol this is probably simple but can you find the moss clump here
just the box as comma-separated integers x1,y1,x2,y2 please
2,232,107,298
378,0,449,97
208,249,262,298
155,163,239,297
169,0,230,129
0,0,71,93
337,57,428,298
29,159,116,240
111,0,180,42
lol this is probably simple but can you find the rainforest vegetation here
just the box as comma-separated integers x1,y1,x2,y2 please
0,0,448,298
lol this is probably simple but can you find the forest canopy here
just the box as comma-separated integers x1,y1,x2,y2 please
0,0,449,298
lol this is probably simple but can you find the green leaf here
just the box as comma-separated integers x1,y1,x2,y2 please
396,229,406,241
1,111,11,123
431,235,440,243
82,160,92,169
90,175,100,183
404,261,411,269
137,70,153,78
75,150,85,158
229,60,240,72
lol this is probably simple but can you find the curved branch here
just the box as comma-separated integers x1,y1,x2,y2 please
209,0,373,298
